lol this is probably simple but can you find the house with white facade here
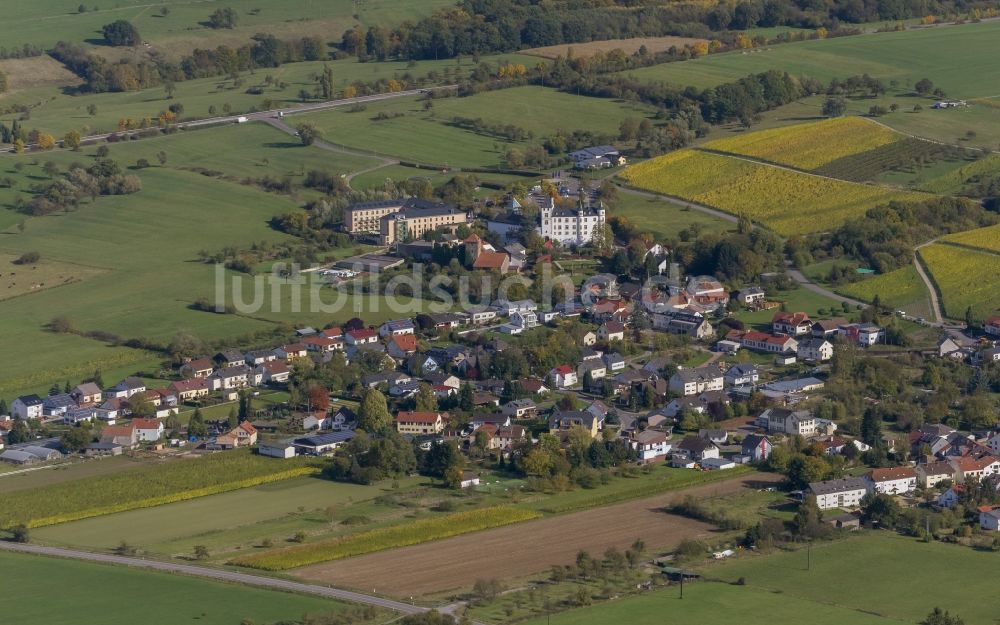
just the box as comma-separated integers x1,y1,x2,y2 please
809,477,869,510
668,365,724,396
537,198,606,246
867,466,917,495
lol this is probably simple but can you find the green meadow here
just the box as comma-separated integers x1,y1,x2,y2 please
0,0,453,59
301,86,656,167
622,21,1000,97
0,550,351,625
0,53,542,137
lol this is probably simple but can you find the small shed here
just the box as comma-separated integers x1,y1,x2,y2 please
460,471,481,489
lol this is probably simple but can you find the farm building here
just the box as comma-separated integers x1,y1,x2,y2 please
259,439,296,459
292,431,356,455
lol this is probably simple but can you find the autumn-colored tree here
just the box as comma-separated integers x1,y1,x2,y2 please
343,84,358,99
691,40,710,56
37,133,56,150
63,130,81,150
308,385,330,411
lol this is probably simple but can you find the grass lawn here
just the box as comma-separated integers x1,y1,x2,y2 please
703,532,999,624
0,550,351,625
0,0,453,61
0,253,106,301
735,286,847,331
620,20,1000,98
349,163,535,192
301,86,655,168
0,52,543,137
613,189,734,240
519,579,898,625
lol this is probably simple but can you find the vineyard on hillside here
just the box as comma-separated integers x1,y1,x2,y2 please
620,149,928,235
942,223,1000,253
919,244,1000,319
701,117,901,170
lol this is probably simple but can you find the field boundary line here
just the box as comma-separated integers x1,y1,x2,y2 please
933,239,1000,257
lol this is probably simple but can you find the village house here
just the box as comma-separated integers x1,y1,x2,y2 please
12,395,44,420
810,477,870,510
501,399,537,419
758,407,817,436
980,506,1000,531
379,318,416,337
603,352,626,373
724,363,759,387
653,311,715,339
107,377,147,399
71,382,104,405
581,331,597,346
495,425,528,449
839,322,884,346
668,365,724,396
949,455,1000,481
937,485,965,508
275,343,308,360
578,360,608,386
772,311,812,336
387,334,418,361
662,390,729,419
675,436,720,462
811,318,848,338
260,361,290,384
180,358,214,379
549,410,602,438
345,328,379,346
867,466,917,495
132,418,164,442
985,316,1000,337
169,378,210,401
630,430,671,463
208,365,250,391
741,434,773,462
736,286,766,308
798,337,834,362
216,421,258,449
244,349,277,367
598,321,626,342
549,364,578,389
916,461,956,488
395,411,445,435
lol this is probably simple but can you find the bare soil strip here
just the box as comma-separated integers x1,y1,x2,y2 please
293,472,781,597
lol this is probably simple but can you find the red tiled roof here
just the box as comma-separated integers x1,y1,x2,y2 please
396,411,442,424
473,251,509,270
390,334,417,352
348,328,377,339
554,365,574,375
185,358,213,371
102,425,134,437
170,378,207,393
870,466,916,482
773,311,811,325
322,327,343,338
132,418,161,430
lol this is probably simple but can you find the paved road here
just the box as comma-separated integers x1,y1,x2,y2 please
0,541,427,615
6,86,457,154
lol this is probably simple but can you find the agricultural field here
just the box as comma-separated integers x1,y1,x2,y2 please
821,136,957,183
1,551,353,625
619,149,927,235
704,532,1000,624
349,163,536,194
941,222,1000,253
837,265,933,315
292,472,781,597
701,117,902,170
235,506,541,570
300,86,655,168
620,20,1000,97
0,455,161,495
0,0,454,61
919,243,1000,319
524,36,708,59
0,56,81,94
0,450,320,528
0,53,543,137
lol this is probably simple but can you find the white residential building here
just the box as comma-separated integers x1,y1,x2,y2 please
537,199,606,246
809,477,869,510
